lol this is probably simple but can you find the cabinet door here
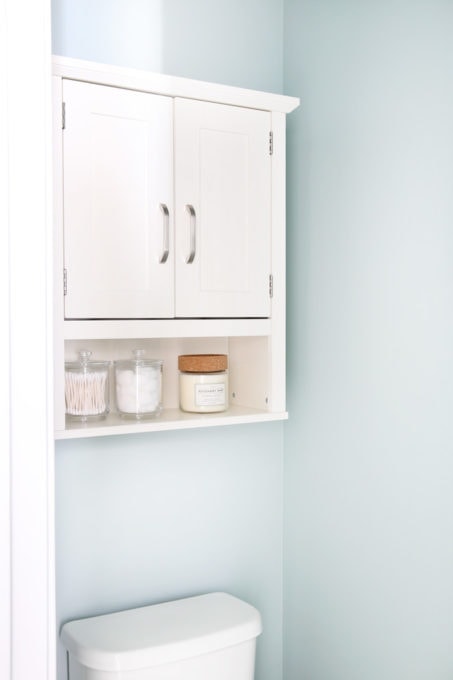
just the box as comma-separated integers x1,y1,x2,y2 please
62,80,174,318
174,99,271,318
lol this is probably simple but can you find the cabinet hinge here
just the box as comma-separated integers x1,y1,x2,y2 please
269,131,273,155
269,274,273,298
62,102,66,130
63,268,67,296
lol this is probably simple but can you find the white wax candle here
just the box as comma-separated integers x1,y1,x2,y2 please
179,371,228,413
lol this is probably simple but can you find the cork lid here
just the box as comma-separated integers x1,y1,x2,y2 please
178,354,228,373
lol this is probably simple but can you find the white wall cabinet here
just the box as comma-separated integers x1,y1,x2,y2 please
52,56,299,438
63,80,272,320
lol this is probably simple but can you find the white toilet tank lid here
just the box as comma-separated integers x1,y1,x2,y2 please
60,592,262,672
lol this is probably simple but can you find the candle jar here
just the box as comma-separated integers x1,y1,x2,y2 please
65,350,110,421
114,349,163,419
178,354,228,413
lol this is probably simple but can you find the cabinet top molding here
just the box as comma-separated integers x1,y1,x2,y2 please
52,55,300,114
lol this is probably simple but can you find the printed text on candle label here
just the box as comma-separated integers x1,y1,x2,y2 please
195,383,226,406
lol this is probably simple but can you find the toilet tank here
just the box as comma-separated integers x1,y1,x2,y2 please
60,592,262,680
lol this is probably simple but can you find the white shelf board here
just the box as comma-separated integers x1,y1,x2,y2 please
52,55,300,114
55,406,288,440
63,318,272,340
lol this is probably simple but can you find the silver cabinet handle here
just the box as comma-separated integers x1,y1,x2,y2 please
159,203,169,263
185,204,196,264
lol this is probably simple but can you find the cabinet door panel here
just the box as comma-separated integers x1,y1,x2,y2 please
175,99,271,318
63,80,173,318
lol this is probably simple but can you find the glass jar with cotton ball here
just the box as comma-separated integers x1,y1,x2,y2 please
114,349,163,419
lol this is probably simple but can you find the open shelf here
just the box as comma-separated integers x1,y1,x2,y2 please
55,405,288,440
54,334,286,439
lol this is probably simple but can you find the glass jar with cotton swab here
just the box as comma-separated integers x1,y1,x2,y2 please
65,350,110,421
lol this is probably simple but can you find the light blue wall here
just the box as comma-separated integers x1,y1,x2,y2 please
55,426,284,680
284,1,453,678
52,2,284,680
52,0,283,92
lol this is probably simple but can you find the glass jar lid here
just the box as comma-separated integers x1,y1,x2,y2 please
65,349,110,371
114,349,163,369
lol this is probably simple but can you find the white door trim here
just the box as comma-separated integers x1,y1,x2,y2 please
1,1,55,679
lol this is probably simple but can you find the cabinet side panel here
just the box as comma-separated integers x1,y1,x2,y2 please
268,112,287,413
229,337,270,410
53,75,66,431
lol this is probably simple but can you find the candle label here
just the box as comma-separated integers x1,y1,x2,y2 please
195,382,226,407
